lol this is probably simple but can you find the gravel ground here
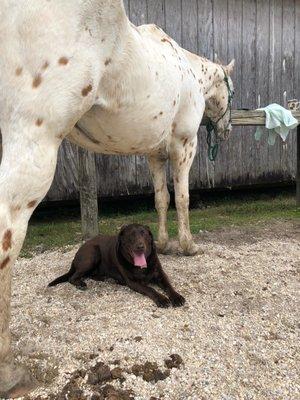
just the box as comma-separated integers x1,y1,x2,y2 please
9,221,300,400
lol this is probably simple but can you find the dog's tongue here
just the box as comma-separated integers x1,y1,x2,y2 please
133,253,147,268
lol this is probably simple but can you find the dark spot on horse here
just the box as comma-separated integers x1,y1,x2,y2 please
105,58,112,66
172,123,177,132
82,85,93,97
183,138,188,146
209,76,212,80
0,257,10,270
183,157,187,163
32,74,42,88
15,67,23,76
175,177,179,183
189,152,193,158
181,194,184,198
27,200,37,208
56,133,64,140
42,61,49,69
153,115,158,120
2,230,12,251
173,100,176,106
35,118,43,127
58,57,69,66
159,112,163,116
101,38,106,42
11,205,21,214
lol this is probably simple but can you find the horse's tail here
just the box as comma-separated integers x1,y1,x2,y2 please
48,263,75,287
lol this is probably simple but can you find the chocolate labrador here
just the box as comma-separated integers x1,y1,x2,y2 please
48,224,185,308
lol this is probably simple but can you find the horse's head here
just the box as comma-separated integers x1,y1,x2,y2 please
204,60,235,140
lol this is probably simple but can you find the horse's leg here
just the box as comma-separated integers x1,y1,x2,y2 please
148,155,172,254
170,134,199,256
0,135,60,398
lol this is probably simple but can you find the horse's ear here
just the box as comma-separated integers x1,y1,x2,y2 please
225,59,235,75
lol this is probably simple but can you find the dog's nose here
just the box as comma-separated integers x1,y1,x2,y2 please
136,243,145,251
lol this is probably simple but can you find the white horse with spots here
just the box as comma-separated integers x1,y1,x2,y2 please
0,1,234,397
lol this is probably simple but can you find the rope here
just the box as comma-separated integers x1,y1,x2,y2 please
206,120,219,162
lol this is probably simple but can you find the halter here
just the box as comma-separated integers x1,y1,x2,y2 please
206,68,234,161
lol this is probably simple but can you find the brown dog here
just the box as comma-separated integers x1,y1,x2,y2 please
48,224,185,308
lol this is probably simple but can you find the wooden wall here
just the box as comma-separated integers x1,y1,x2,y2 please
1,0,299,200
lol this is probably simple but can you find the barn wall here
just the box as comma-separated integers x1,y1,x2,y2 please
1,1,299,200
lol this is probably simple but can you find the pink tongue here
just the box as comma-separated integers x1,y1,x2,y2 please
133,253,147,268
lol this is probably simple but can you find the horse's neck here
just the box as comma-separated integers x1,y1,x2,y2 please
201,61,224,100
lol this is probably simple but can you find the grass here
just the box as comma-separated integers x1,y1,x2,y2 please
21,187,299,258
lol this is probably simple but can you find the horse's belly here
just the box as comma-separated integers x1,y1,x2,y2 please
74,104,174,155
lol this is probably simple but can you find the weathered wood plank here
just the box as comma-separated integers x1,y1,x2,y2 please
46,140,79,201
78,148,99,239
213,0,230,187
295,1,300,203
282,0,296,179
297,125,300,205
227,0,243,185
269,0,283,179
147,0,165,28
197,0,214,188
256,0,270,181
295,1,300,99
241,0,257,185
165,0,182,45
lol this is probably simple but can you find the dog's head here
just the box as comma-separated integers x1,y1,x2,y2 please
117,224,154,269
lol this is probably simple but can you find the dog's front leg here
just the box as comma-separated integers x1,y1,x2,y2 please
127,280,171,308
153,258,186,307
116,263,170,307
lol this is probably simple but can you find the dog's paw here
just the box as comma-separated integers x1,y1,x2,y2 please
75,281,87,291
155,295,171,308
170,293,186,307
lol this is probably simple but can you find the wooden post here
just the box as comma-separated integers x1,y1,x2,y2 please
297,125,300,206
78,147,99,239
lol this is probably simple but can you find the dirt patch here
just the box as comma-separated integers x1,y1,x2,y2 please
11,221,300,399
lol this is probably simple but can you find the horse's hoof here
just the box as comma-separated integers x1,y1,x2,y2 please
156,241,176,255
0,363,38,399
182,243,202,256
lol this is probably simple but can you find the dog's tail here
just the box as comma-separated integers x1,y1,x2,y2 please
48,263,75,287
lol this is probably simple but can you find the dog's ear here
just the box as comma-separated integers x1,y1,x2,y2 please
119,224,129,236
